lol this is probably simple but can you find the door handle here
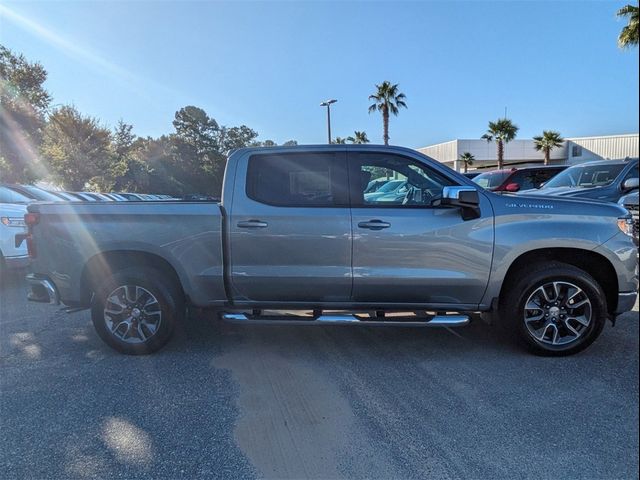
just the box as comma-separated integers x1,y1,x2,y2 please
237,220,268,228
357,220,391,230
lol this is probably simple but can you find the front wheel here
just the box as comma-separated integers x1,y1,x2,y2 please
501,263,607,356
91,267,183,354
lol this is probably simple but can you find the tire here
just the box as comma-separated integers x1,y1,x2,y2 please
500,262,607,356
91,267,184,355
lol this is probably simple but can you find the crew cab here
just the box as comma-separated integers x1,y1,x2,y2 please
24,145,638,356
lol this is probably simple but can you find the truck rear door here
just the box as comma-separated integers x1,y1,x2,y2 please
228,150,352,303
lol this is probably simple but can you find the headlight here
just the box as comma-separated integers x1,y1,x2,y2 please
1,216,26,227
617,217,634,237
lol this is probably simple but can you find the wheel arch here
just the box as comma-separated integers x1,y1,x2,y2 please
80,250,186,306
499,248,618,315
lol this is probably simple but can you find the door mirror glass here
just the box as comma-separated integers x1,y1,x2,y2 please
504,182,520,192
622,177,639,192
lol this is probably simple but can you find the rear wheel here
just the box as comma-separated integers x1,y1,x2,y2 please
91,267,183,354
500,263,607,356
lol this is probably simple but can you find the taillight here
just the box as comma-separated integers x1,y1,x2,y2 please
24,212,40,226
24,213,40,258
26,235,37,258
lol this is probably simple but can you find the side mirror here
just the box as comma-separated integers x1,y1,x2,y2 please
504,182,520,192
440,186,481,220
622,177,639,192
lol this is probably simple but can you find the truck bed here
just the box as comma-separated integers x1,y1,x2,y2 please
27,201,226,307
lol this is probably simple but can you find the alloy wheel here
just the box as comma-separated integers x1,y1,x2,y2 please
523,281,592,347
103,285,162,344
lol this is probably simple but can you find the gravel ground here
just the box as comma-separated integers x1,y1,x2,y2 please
1,270,638,479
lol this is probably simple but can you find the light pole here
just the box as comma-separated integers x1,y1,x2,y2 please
320,99,337,144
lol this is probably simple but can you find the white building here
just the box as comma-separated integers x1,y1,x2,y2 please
417,133,639,171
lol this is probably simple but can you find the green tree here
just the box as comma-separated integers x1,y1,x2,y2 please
136,135,185,195
481,118,519,170
368,81,407,145
40,105,112,190
106,121,151,192
617,4,639,48
171,106,226,194
0,45,51,182
333,137,347,144
282,140,298,146
219,125,259,153
347,131,370,144
459,152,475,173
533,130,564,166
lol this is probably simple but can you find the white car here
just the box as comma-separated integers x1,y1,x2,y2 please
0,203,29,276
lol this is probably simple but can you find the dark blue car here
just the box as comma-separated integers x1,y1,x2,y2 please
518,158,638,203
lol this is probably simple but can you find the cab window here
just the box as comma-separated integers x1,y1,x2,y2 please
246,152,348,207
350,153,455,207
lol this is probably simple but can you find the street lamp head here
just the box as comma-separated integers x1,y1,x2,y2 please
320,99,337,107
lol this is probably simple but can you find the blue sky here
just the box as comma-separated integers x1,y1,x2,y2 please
1,0,638,147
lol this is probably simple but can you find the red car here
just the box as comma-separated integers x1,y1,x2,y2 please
472,165,567,192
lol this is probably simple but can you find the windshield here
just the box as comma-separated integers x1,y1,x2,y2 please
0,186,32,203
473,171,511,189
376,180,405,193
543,164,626,188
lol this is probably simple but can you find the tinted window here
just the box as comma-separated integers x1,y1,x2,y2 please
509,169,564,190
623,166,639,182
247,153,347,207
473,171,510,189
351,153,455,207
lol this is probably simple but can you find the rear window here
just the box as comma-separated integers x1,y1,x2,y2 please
509,168,565,190
246,153,348,207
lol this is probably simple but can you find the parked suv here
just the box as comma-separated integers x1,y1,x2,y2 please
619,190,639,245
520,158,639,203
1,203,29,278
473,166,567,193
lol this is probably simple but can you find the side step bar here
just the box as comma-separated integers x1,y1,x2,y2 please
221,313,469,328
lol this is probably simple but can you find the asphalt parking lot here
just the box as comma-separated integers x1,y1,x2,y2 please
1,271,638,480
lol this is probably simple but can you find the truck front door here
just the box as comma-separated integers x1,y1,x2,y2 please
348,151,494,308
228,150,352,303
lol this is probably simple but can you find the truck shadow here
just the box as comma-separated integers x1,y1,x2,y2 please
168,309,522,360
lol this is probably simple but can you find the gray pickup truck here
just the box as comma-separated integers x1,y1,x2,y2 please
25,145,638,356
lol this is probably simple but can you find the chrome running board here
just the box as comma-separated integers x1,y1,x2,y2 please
221,313,469,328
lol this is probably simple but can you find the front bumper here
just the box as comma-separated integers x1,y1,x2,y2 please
26,274,60,305
616,291,638,315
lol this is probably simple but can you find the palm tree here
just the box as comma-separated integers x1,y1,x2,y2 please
333,137,346,144
533,130,564,166
481,118,519,169
347,131,370,144
459,152,475,173
617,4,639,48
368,81,407,145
